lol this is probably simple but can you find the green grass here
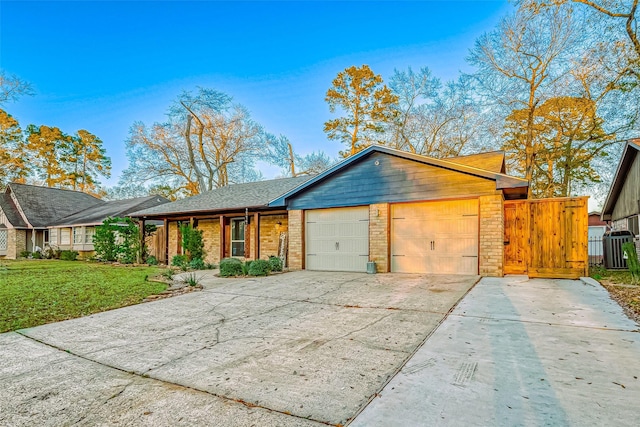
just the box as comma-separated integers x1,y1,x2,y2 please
589,266,634,284
0,260,167,333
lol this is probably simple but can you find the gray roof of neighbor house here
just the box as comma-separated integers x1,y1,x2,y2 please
602,140,640,220
0,193,28,228
130,176,314,218
4,183,104,228
51,195,170,226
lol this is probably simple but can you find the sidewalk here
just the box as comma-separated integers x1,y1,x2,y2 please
351,276,640,426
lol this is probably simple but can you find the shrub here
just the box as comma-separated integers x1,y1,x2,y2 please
32,251,42,259
94,217,141,263
189,258,206,270
242,260,253,276
205,263,217,270
60,250,78,261
172,255,189,270
183,272,201,287
248,259,271,276
147,256,158,266
161,269,174,280
219,258,243,277
180,224,205,261
622,242,640,284
268,256,283,272
19,250,31,258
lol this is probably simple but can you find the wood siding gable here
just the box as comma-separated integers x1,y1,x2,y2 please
287,151,497,210
611,152,640,221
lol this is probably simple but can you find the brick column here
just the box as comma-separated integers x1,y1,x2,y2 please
479,194,504,277
288,210,304,270
369,203,389,272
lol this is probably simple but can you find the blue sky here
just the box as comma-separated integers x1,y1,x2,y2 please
1,1,512,186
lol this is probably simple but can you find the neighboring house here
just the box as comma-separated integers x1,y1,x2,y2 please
0,182,168,259
48,195,169,254
601,140,640,257
131,145,528,276
588,211,609,265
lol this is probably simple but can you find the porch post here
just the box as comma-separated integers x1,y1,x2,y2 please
138,219,146,264
254,212,260,260
164,218,169,265
219,215,225,261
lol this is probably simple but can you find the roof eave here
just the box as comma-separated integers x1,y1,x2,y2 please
129,204,284,219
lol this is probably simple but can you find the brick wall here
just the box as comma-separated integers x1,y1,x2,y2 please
479,194,504,277
198,219,220,264
5,229,27,259
369,203,389,272
288,210,304,270
168,221,179,262
260,214,288,260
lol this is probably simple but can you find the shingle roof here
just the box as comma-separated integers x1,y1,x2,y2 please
130,176,313,217
601,140,640,220
7,183,104,228
448,151,506,174
0,193,28,228
52,195,170,226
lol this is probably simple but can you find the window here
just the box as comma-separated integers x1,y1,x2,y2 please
85,227,95,244
0,229,7,252
231,218,245,257
73,227,83,244
628,216,639,236
60,228,71,245
50,228,58,245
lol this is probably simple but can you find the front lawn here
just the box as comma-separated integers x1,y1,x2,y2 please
0,260,167,333
590,266,640,322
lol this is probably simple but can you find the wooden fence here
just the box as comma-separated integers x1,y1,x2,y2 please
147,225,166,264
504,197,588,279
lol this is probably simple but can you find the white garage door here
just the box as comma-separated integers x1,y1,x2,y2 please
391,199,478,274
306,207,369,272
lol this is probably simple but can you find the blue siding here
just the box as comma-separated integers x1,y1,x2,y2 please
288,152,496,210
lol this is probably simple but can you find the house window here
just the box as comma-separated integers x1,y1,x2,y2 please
0,229,7,252
85,227,95,244
73,227,83,244
60,228,71,245
50,228,58,245
628,216,639,236
231,218,245,257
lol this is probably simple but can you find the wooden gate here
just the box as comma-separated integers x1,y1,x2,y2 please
504,197,588,279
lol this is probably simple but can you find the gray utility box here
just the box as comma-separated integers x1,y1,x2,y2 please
603,230,634,269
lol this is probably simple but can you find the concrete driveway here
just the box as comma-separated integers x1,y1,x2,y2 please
0,271,478,426
353,276,640,426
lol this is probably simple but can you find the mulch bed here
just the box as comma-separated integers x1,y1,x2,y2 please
600,280,640,324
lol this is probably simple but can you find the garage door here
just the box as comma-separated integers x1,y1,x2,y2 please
306,207,369,272
391,199,478,274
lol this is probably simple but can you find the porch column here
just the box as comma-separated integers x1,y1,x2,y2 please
254,212,260,260
138,219,146,263
164,219,169,264
219,215,225,261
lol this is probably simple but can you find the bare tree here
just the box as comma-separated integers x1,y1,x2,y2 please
121,88,264,196
0,70,34,105
266,134,333,177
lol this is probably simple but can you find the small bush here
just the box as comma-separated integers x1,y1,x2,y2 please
248,259,271,276
242,260,253,275
161,269,174,280
146,256,158,266
171,255,189,270
219,258,243,277
19,250,31,258
60,250,78,261
189,258,206,270
183,272,201,287
268,256,283,272
205,263,217,270
623,242,640,284
32,251,42,259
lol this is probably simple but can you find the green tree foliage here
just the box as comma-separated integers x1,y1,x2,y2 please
324,65,398,157
179,223,205,261
504,96,615,197
93,217,141,264
0,109,28,187
63,130,112,194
